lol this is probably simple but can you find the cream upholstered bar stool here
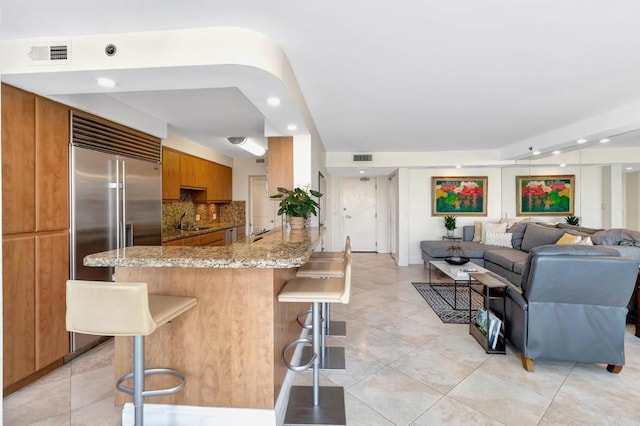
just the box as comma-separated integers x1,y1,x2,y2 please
66,280,197,426
309,235,351,261
278,254,352,425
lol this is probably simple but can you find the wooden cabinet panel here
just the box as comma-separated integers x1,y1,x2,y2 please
36,97,69,232
162,147,181,201
2,84,36,234
162,238,184,247
236,225,246,237
198,230,224,246
35,231,69,369
267,137,293,196
3,235,36,386
180,153,207,189
206,162,232,202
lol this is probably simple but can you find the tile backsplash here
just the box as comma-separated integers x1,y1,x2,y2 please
162,190,245,232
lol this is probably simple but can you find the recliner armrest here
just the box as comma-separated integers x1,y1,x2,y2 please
506,287,528,311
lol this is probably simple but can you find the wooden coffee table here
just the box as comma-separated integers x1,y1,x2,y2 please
428,260,489,310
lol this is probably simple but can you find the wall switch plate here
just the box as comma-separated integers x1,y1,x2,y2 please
196,214,200,221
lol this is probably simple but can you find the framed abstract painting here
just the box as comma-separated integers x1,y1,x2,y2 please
516,175,574,216
431,176,488,216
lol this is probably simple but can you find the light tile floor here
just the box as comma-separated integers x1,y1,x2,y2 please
5,252,640,425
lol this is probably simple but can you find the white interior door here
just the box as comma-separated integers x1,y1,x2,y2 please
250,176,275,233
342,177,377,252
388,173,398,261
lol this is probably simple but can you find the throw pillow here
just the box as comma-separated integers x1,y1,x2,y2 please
472,221,484,242
484,231,513,248
556,233,582,245
509,222,527,250
499,217,520,229
575,236,594,245
480,222,507,243
520,223,566,252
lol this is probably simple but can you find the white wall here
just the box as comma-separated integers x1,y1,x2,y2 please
163,133,234,167
626,172,640,230
406,168,503,265
233,157,269,226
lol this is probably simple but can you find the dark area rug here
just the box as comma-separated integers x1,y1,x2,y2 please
412,282,484,324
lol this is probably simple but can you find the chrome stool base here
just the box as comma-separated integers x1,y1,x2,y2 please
301,346,345,371
284,386,346,425
326,320,346,337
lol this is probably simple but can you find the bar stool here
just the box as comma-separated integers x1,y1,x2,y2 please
310,236,351,261
278,254,351,425
65,280,197,426
302,237,351,338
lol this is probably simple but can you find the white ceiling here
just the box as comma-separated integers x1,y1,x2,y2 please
2,1,640,161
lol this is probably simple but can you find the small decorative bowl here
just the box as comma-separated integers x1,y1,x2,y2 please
444,256,470,265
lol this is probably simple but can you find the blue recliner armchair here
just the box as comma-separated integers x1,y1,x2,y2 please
504,245,638,373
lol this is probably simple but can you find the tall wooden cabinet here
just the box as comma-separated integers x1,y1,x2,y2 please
267,136,293,196
162,147,181,201
2,84,70,394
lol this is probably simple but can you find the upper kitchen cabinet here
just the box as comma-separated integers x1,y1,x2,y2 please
267,136,293,196
207,161,232,202
2,84,36,234
35,97,69,232
1,84,70,234
163,147,232,203
180,152,208,190
162,147,181,201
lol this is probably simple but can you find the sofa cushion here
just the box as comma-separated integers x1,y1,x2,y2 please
509,222,527,250
485,249,528,273
520,223,565,252
556,223,603,234
419,241,486,258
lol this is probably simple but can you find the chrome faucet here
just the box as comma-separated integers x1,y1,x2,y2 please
179,212,187,230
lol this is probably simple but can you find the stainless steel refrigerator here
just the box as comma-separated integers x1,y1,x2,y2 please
69,145,161,354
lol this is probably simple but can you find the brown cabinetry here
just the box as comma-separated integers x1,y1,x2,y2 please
3,235,36,387
2,84,70,394
2,85,36,234
35,231,70,369
267,136,293,196
162,147,181,201
162,148,232,202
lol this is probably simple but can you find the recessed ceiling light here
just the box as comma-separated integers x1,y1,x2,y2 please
267,97,281,106
599,138,610,143
626,167,633,170
96,77,116,88
455,165,461,169
552,150,561,155
287,124,297,131
533,150,541,155
577,138,587,144
560,163,566,167
359,170,365,174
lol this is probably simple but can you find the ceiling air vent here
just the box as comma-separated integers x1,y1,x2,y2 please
28,42,71,65
353,154,373,162
256,158,265,164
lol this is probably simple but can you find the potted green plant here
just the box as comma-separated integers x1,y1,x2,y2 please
443,215,457,237
270,186,323,230
565,215,580,226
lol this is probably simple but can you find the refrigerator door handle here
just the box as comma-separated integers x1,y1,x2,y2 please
115,158,121,251
121,159,126,249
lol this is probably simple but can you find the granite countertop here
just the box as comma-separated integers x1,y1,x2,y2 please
85,227,324,269
162,222,244,243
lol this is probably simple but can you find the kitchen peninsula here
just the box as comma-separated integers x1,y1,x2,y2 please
84,226,324,417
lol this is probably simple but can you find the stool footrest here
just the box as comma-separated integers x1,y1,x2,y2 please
296,309,314,329
282,337,316,372
117,368,186,397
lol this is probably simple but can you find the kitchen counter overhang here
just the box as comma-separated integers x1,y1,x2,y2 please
85,226,323,268
83,226,324,412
